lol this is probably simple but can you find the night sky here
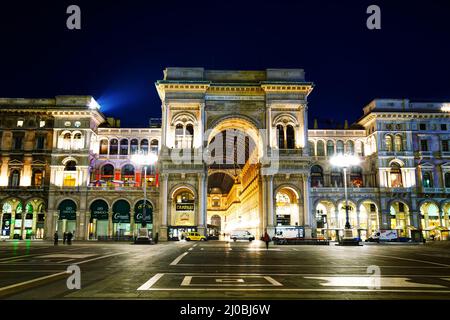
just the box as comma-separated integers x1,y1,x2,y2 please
1,0,449,127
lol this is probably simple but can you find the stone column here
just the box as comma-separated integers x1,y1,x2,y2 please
303,174,312,238
267,175,274,228
108,209,113,237
260,175,267,233
159,173,169,241
197,172,207,236
356,207,361,239
130,210,135,237
85,212,91,240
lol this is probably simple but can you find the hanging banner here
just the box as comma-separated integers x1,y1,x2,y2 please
134,200,153,224
91,200,109,220
59,200,77,221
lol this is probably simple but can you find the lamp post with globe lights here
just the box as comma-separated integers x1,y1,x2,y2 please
330,154,361,246
131,152,158,244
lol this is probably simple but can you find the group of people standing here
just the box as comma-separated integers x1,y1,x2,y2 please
53,231,74,245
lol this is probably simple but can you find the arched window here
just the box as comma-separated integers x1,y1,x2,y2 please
63,161,77,187
308,141,315,156
62,133,71,150
9,170,20,187
101,164,114,181
359,141,365,156
394,135,403,152
311,165,324,188
336,140,344,155
65,161,77,171
277,125,284,149
327,140,334,156
186,124,194,148
130,139,139,155
331,167,343,187
140,139,149,154
150,140,159,154
74,133,82,140
350,166,363,187
445,172,450,188
390,163,403,188
175,124,184,148
317,141,325,156
121,165,135,182
120,139,129,155
347,141,355,155
286,125,295,149
32,170,43,187
385,135,393,152
99,140,108,155
423,172,433,188
109,139,119,155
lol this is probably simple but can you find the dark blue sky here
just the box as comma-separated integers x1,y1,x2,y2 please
1,0,450,127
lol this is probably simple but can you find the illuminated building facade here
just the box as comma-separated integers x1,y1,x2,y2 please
0,69,449,241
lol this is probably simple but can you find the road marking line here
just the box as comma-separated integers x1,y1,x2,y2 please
188,248,193,251
0,252,128,295
137,288,450,293
137,273,165,290
58,259,75,264
181,276,192,286
170,252,189,266
361,253,450,267
305,276,446,288
172,263,450,268
264,276,283,286
193,244,198,247
201,248,204,251
0,271,68,293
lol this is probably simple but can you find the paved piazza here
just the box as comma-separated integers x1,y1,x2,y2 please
0,240,449,300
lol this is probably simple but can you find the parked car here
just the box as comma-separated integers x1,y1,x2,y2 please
366,230,398,243
230,230,255,242
185,232,207,241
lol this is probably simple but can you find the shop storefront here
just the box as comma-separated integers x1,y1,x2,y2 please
90,200,109,239
112,200,131,238
57,200,77,238
169,201,195,241
134,200,153,236
1,213,11,237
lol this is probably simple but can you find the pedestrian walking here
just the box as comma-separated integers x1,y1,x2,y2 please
67,231,73,245
53,232,59,246
63,232,67,245
263,230,271,250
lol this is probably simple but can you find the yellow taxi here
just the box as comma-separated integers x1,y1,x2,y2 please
185,232,207,241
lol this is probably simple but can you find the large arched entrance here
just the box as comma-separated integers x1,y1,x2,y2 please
359,201,379,241
206,118,262,238
112,200,131,238
390,201,410,238
169,187,196,241
315,200,336,240
57,199,77,238
420,201,444,240
89,199,109,239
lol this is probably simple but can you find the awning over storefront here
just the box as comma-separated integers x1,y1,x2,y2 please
112,200,130,223
58,200,77,221
134,200,153,224
90,200,109,220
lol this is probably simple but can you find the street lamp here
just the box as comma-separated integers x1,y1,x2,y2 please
330,154,360,245
131,152,158,243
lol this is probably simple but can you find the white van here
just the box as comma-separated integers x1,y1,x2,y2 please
230,230,255,242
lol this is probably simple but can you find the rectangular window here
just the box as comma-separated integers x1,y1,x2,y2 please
14,136,23,150
419,124,427,131
442,140,449,152
17,120,24,128
441,124,447,131
420,140,428,152
39,121,46,128
36,136,45,150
